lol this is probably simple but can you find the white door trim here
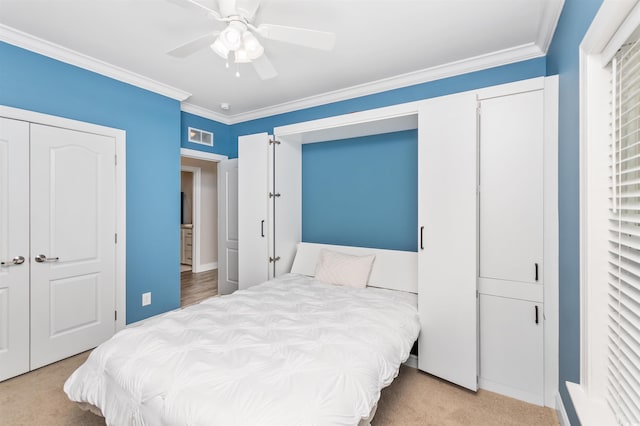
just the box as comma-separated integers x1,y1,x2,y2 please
181,166,201,272
180,147,228,162
0,105,127,331
180,148,229,274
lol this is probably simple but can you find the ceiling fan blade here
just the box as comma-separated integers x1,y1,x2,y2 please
252,54,278,80
236,0,261,20
256,24,336,51
165,0,222,21
167,32,219,58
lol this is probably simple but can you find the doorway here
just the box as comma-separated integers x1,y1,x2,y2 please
180,150,226,307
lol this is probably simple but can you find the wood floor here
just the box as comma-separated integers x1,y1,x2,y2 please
180,268,218,307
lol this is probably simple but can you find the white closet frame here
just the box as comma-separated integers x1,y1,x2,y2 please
258,76,558,406
0,105,127,331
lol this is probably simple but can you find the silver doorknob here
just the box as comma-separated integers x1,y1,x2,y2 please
35,254,59,263
0,255,25,266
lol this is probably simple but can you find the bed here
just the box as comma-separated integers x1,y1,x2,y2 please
64,243,420,425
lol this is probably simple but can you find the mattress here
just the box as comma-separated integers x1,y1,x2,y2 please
64,273,420,426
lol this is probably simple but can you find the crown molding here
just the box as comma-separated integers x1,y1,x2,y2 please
181,102,232,125
536,0,566,53
0,24,192,102
227,42,544,124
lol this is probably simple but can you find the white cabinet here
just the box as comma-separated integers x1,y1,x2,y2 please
476,85,551,406
479,294,544,404
237,132,301,289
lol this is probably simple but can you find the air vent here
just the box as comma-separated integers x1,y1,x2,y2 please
188,127,214,147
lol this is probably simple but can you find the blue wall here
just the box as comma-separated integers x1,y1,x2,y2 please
302,130,418,251
0,41,182,324
546,0,603,424
231,58,546,251
181,111,233,157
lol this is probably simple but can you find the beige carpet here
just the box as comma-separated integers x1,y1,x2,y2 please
0,352,558,425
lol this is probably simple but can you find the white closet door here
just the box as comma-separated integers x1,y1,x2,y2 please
0,118,30,381
417,92,478,391
272,137,301,277
29,124,116,369
479,91,544,284
479,294,544,405
238,133,271,288
218,159,239,295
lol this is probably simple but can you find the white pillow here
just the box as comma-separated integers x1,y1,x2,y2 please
314,249,376,288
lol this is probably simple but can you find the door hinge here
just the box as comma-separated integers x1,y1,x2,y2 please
115,310,117,321
115,154,117,166
269,192,281,198
269,139,281,145
269,256,281,263
115,233,118,244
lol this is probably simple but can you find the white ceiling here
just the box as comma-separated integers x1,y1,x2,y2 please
0,0,564,122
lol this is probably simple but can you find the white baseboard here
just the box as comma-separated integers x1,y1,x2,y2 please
403,354,418,369
196,262,218,272
556,391,570,426
126,308,180,328
479,377,544,406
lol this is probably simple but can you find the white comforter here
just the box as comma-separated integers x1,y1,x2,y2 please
64,274,420,426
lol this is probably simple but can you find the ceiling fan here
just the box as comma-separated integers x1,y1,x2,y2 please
167,0,336,80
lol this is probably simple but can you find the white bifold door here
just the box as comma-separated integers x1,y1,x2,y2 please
238,133,272,289
237,132,301,290
0,118,116,381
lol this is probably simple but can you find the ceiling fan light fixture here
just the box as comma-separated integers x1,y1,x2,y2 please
220,21,244,50
210,38,229,59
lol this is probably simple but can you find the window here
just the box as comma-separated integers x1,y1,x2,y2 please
607,42,640,424
188,127,214,147
579,2,640,424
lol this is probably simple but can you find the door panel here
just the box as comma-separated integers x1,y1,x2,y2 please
29,124,116,370
0,118,29,381
218,159,239,295
49,274,99,336
417,93,478,391
238,133,270,289
479,91,544,284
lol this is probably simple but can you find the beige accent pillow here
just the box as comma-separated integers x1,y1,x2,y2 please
314,249,376,288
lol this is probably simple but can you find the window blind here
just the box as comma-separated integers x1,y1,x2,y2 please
609,40,640,425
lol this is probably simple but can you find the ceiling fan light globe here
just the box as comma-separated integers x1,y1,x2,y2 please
234,49,251,63
211,38,229,59
247,45,264,60
221,21,245,50
243,31,264,60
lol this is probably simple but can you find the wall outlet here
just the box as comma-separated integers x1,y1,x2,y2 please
142,292,151,306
